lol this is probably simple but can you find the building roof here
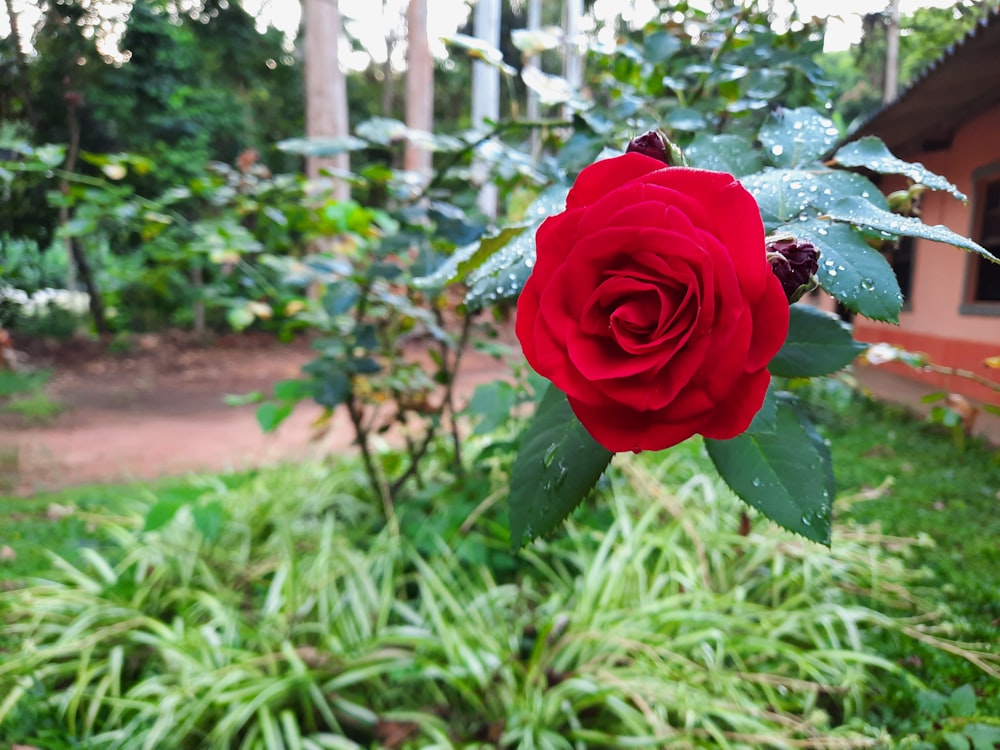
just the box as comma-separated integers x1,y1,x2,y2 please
847,9,1000,154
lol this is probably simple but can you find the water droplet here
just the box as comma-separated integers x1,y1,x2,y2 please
860,277,875,291
542,443,558,468
771,145,784,157
801,516,811,526
824,259,835,267
828,269,838,277
632,445,642,454
751,477,762,488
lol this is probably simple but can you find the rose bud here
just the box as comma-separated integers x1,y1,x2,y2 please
766,236,820,303
625,130,672,165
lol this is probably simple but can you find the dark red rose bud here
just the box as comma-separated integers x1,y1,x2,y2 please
766,236,820,303
626,130,672,165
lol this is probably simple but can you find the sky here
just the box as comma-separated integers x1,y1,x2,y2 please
0,0,970,59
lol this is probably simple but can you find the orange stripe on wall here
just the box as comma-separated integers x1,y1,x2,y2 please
853,324,1000,406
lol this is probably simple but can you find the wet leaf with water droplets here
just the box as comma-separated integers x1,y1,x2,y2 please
783,220,903,323
414,224,529,291
832,137,966,202
465,185,570,311
758,107,840,168
685,134,762,177
706,400,832,545
770,305,866,378
509,383,613,548
742,168,885,229
824,197,996,261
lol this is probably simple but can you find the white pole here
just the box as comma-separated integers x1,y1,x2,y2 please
563,0,583,119
472,0,501,219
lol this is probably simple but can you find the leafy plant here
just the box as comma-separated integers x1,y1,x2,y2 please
4,447,989,748
421,8,1000,548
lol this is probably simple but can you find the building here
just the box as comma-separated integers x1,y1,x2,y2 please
844,10,1000,406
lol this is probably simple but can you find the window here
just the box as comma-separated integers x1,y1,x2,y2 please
887,236,915,309
965,173,1000,310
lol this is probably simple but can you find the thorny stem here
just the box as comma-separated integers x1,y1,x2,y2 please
437,308,473,477
919,362,1000,394
419,118,572,199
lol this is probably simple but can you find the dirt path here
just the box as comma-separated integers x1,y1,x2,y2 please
0,330,516,496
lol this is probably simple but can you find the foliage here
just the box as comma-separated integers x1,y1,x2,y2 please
822,1,984,128
0,368,61,423
423,4,998,547
810,389,1000,722
3,446,987,748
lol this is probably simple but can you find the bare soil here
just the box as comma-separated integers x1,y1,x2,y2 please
0,329,515,496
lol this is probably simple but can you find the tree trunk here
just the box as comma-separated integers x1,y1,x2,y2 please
69,237,108,335
563,0,584,119
526,0,542,156
304,0,350,199
884,0,900,103
472,0,501,219
404,0,434,176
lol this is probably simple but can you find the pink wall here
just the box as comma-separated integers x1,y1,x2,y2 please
852,101,1000,405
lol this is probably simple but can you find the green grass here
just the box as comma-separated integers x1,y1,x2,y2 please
812,390,1000,723
2,394,998,747
0,368,62,424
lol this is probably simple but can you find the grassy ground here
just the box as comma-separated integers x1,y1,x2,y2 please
1,391,997,746
813,389,1000,724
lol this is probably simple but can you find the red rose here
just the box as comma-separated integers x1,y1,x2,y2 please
516,152,790,452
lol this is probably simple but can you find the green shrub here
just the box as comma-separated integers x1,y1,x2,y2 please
3,446,988,749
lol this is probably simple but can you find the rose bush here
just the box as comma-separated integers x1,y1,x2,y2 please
516,151,790,452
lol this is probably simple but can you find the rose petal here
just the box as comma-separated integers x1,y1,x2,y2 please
565,153,668,211
569,396,704,452
700,367,772,440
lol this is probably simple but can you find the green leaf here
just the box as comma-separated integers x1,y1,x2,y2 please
445,33,517,75
468,381,517,435
706,400,833,545
665,107,707,132
948,684,978,717
644,30,681,63
223,391,264,407
770,306,866,378
824,197,996,260
414,224,529,290
144,497,186,533
965,724,1000,750
355,117,409,145
256,402,293,433
943,733,970,750
785,220,903,323
832,136,966,201
758,107,840,168
464,185,570,311
192,501,225,543
314,371,350,408
917,689,949,717
509,384,614,548
748,386,778,435
273,379,312,402
685,134,762,177
227,306,256,332
796,402,836,504
277,136,368,156
743,168,885,228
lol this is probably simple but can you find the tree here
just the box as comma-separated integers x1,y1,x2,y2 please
404,0,433,175
304,0,350,196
